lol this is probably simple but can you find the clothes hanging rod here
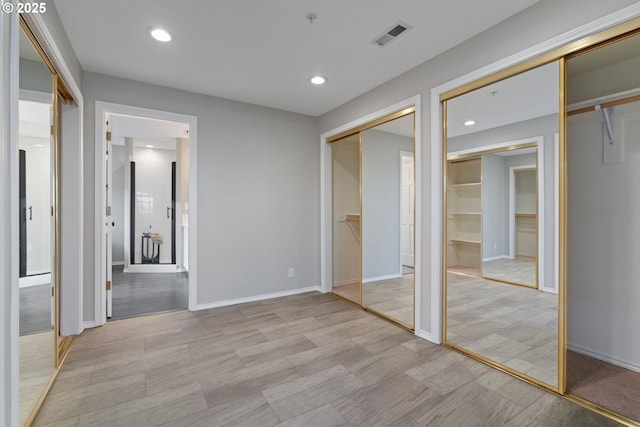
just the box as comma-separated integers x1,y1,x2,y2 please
567,93,640,116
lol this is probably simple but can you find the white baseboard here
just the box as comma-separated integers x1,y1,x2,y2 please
539,285,558,294
333,279,360,287
568,343,640,374
482,255,509,262
124,264,177,273
415,328,438,344
83,321,97,329
112,260,124,266
19,273,51,288
362,273,402,284
195,286,322,311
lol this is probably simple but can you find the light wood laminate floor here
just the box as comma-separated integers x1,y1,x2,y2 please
446,272,558,387
362,274,414,326
20,331,54,426
482,257,537,287
33,292,618,426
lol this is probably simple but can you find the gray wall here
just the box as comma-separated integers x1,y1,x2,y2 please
82,72,319,320
19,59,51,93
315,0,640,333
482,154,507,260
567,103,640,369
362,129,413,280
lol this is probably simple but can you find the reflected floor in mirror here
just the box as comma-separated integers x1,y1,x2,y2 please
332,282,361,304
568,351,640,422
363,274,414,326
447,272,557,386
20,283,53,335
20,331,54,425
483,257,536,286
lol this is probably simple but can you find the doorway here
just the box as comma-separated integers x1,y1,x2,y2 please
96,103,198,325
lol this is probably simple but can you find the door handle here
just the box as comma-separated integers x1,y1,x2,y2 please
167,207,171,219
28,206,32,221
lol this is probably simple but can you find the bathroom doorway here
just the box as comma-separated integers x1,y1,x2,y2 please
96,102,198,324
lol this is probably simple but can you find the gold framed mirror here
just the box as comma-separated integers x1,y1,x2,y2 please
330,108,416,329
18,16,75,426
442,61,562,391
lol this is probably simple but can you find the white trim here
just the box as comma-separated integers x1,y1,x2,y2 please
482,255,509,262
82,321,97,329
568,343,640,374
19,14,82,102
430,5,640,343
447,137,540,159
320,94,422,331
95,102,198,326
399,151,415,271
415,329,432,342
362,273,402,284
18,273,51,288
124,264,178,274
18,89,50,103
196,286,322,311
551,133,560,295
332,279,360,287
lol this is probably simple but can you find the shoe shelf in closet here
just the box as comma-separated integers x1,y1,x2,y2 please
447,158,482,276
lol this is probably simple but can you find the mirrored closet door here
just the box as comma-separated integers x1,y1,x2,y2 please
443,61,561,390
330,109,416,329
565,30,640,423
18,17,76,426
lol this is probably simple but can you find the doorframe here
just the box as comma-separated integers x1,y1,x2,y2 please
94,102,198,326
399,151,415,271
320,94,423,335
508,164,537,260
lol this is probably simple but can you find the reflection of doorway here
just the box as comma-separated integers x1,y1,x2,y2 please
103,109,194,321
18,98,53,335
400,152,415,271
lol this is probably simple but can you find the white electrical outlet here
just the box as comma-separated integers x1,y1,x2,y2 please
288,268,295,278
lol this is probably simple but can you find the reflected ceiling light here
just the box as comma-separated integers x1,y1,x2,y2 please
145,144,154,148
464,120,476,126
310,75,326,85
148,27,173,42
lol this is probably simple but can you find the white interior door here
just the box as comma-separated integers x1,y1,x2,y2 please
401,153,415,268
106,124,113,317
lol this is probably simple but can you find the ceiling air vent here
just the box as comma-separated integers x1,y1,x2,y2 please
372,21,412,47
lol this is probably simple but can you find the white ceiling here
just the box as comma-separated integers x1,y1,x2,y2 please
19,100,51,138
53,0,540,117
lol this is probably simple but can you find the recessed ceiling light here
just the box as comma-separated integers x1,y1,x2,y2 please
148,27,173,42
145,144,154,149
310,76,326,85
464,120,476,126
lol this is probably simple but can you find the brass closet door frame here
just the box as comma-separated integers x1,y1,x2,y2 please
19,15,77,427
437,14,640,427
327,106,417,331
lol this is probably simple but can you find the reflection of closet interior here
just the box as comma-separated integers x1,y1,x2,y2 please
514,169,536,259
330,110,416,329
447,158,482,276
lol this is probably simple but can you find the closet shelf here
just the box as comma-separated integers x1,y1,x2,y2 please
449,183,481,190
341,213,360,223
449,238,481,244
449,212,481,216
515,213,536,219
